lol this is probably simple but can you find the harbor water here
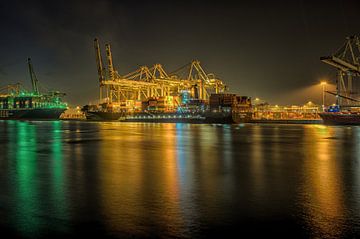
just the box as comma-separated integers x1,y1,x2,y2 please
1,121,360,238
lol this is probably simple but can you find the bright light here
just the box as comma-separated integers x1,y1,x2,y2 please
320,81,327,86
255,98,260,101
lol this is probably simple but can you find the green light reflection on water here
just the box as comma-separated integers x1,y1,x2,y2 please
51,121,68,224
8,121,68,236
12,121,40,236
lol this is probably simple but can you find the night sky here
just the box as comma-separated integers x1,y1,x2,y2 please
0,0,359,106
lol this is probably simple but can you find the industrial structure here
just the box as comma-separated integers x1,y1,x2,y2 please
80,38,254,123
321,35,360,106
0,58,67,120
93,38,227,110
252,101,321,121
318,35,360,125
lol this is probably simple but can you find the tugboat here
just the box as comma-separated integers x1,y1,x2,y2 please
0,58,67,120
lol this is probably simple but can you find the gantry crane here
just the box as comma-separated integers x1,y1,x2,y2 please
93,38,227,105
321,35,360,106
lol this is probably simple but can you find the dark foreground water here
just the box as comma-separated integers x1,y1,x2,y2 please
1,121,360,238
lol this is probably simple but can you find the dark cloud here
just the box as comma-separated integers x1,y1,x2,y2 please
0,0,359,106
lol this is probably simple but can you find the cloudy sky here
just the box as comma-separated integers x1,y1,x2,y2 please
0,0,359,106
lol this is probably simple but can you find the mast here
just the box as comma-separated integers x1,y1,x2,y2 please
28,58,39,94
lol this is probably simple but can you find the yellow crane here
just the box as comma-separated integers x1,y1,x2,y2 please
93,38,227,106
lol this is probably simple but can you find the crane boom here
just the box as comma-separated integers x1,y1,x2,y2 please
325,90,360,102
321,35,360,105
94,38,105,83
28,58,39,94
105,43,115,81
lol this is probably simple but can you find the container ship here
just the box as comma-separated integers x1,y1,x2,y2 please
82,93,252,124
0,58,67,120
124,94,252,123
82,38,252,124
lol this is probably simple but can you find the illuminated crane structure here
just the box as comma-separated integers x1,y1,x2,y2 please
1,58,42,96
0,83,22,96
321,35,360,106
94,38,226,106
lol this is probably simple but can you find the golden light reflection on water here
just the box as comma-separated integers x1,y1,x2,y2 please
354,128,360,215
251,125,265,196
301,125,345,238
98,123,183,236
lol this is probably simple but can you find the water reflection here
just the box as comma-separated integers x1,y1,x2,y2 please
98,123,184,237
1,121,360,238
4,121,70,237
50,121,68,231
301,125,345,238
250,125,265,197
11,121,40,236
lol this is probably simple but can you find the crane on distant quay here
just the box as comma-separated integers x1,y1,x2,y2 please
321,35,360,106
93,38,227,108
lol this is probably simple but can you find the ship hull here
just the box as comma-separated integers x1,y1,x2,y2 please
84,110,252,124
123,118,205,123
319,113,360,125
0,108,66,120
84,111,125,121
204,111,252,124
124,113,205,123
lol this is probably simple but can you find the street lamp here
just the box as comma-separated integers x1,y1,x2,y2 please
320,81,327,111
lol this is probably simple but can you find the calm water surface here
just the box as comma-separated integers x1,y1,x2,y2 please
1,121,360,238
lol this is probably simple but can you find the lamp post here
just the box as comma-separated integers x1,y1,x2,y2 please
320,81,327,112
